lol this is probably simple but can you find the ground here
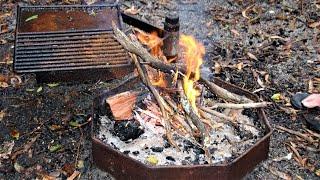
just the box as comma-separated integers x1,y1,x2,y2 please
0,0,319,179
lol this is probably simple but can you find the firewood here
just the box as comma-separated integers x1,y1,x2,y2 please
106,91,139,120
129,53,179,150
112,24,253,103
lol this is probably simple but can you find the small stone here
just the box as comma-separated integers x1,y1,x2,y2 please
151,147,164,153
291,92,309,109
132,151,139,156
166,156,175,162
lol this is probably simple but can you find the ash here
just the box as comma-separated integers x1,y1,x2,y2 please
98,107,262,166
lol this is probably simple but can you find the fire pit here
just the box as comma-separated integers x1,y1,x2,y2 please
92,77,272,180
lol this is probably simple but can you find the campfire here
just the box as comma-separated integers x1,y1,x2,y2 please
95,23,271,166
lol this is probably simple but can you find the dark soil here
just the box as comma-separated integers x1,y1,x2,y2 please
1,0,319,179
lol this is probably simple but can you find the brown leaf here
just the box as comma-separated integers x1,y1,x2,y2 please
67,170,80,180
230,29,240,36
0,82,8,88
62,163,75,177
0,109,5,121
247,52,258,61
10,129,20,139
124,6,141,15
236,62,243,71
214,62,222,74
308,21,320,28
269,166,292,180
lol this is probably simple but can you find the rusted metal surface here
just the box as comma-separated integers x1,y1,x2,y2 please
14,4,133,82
91,78,273,180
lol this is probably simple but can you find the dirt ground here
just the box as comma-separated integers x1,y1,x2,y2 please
0,0,319,179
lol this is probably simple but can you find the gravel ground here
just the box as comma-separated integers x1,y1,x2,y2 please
0,0,319,179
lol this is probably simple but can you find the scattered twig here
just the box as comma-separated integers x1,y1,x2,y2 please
276,125,315,144
209,102,271,109
11,134,40,160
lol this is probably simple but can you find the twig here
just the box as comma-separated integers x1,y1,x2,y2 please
209,102,271,109
129,53,179,150
276,125,315,144
11,134,40,160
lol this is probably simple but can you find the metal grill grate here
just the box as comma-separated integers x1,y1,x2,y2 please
14,4,132,82
15,30,129,73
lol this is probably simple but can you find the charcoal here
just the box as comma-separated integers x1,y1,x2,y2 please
123,150,130,155
166,156,175,162
112,120,144,141
132,151,140,156
151,147,164,153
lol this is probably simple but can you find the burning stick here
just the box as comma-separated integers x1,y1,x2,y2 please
112,24,253,104
129,53,179,150
178,81,207,141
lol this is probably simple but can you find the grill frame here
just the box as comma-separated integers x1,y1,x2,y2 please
14,4,133,83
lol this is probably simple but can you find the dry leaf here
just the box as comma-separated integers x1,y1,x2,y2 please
0,82,8,88
214,62,222,74
0,110,5,121
67,171,80,180
124,6,141,15
231,29,240,36
308,79,314,93
242,5,254,19
247,52,258,61
269,166,292,180
10,129,20,140
0,141,14,159
308,21,320,28
236,62,243,71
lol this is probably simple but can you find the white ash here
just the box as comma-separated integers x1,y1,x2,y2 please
97,108,262,166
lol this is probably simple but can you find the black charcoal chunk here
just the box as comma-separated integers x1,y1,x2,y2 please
151,147,164,153
166,156,175,162
112,120,144,141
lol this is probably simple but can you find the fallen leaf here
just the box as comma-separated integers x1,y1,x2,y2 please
242,5,254,19
36,86,43,93
14,162,25,173
0,141,14,159
236,62,243,71
69,121,80,127
271,93,282,102
269,166,292,180
0,110,5,121
308,79,314,93
146,155,158,165
273,153,293,162
214,62,222,74
10,129,20,140
49,144,62,153
26,88,34,92
124,6,141,15
67,170,80,180
25,15,38,22
47,83,59,88
315,169,320,176
230,29,240,36
62,163,75,176
48,124,63,131
77,160,84,169
308,21,320,28
247,52,258,61
0,82,9,88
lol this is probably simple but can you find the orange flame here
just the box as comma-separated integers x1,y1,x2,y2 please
179,35,205,110
136,30,167,87
136,30,163,58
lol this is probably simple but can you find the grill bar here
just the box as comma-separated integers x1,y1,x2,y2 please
16,45,124,54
